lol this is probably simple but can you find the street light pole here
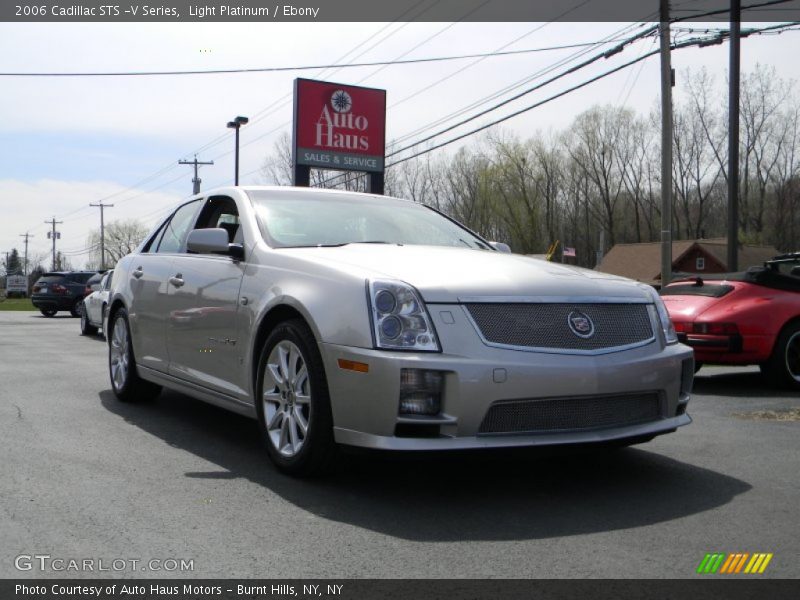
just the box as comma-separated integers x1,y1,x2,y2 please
226,116,249,185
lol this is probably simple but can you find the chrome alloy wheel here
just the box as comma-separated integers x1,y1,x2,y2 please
109,317,130,391
785,331,800,383
263,340,311,457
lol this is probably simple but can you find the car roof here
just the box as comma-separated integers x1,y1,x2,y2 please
194,185,414,205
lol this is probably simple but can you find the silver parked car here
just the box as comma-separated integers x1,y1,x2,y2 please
107,187,693,475
81,270,114,337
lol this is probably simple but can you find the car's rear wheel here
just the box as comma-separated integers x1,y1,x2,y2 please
108,308,161,402
70,299,84,318
40,308,56,317
763,321,800,390
255,319,335,476
80,307,98,336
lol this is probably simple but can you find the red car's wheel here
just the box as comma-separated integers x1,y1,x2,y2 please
763,321,800,390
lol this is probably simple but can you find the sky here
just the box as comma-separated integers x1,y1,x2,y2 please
1,18,799,269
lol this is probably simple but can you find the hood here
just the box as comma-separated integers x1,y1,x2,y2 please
279,244,651,303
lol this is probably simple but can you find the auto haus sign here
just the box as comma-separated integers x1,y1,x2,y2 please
293,78,386,173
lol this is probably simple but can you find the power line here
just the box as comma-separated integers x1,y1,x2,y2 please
670,0,795,22
384,25,798,169
390,22,654,148
319,21,657,187
0,41,643,78
385,25,659,161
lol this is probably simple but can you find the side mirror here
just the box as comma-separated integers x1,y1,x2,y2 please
489,241,511,253
187,228,242,259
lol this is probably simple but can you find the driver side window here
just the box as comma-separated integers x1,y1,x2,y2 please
192,196,243,245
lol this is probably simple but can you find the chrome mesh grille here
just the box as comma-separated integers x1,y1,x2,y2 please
478,393,662,434
465,303,653,351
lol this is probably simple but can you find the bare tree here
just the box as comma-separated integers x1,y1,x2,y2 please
87,219,149,267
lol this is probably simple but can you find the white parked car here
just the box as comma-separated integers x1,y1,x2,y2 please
81,270,113,337
107,187,693,476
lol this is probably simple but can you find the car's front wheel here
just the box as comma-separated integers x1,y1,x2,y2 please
255,319,335,476
763,321,800,390
40,308,56,317
80,307,98,336
108,308,161,402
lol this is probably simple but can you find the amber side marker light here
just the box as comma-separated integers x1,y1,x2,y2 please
337,359,369,373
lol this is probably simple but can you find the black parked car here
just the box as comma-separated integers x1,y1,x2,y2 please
31,271,98,317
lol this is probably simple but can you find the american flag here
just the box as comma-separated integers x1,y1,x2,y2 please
563,246,576,257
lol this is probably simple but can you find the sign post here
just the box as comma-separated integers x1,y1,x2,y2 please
292,78,387,194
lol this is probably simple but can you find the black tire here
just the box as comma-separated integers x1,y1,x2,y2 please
70,299,84,318
255,319,336,476
694,361,703,374
40,309,57,317
108,307,162,402
762,321,800,390
100,304,107,339
80,307,98,336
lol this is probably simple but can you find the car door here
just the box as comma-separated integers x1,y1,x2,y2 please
128,200,202,373
87,274,105,325
164,195,247,398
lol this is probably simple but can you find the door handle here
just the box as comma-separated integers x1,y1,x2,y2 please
169,274,185,288
132,267,143,279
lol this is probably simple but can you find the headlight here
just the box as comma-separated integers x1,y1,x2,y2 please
643,285,678,345
368,280,440,351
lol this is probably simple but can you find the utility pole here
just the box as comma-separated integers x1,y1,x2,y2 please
179,155,214,195
727,0,741,272
19,232,32,275
45,218,63,271
659,0,674,287
89,202,114,269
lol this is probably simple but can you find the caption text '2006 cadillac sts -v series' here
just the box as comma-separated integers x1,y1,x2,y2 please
107,186,694,475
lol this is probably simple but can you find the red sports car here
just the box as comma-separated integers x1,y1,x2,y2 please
661,254,800,389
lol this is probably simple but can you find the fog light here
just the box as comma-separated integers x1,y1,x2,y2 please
399,369,444,415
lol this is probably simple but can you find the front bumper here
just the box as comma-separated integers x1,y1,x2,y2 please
320,306,694,450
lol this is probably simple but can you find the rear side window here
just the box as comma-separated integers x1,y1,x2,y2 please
68,273,94,284
35,275,66,285
661,283,734,298
157,201,201,254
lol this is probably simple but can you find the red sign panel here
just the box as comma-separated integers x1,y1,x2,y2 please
293,78,386,173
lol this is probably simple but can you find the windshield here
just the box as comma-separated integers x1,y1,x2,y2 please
247,190,491,250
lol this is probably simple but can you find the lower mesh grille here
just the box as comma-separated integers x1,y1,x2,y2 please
478,393,662,434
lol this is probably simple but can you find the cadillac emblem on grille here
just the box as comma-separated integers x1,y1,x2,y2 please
568,310,595,338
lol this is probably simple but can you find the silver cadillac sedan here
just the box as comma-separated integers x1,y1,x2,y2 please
107,186,693,475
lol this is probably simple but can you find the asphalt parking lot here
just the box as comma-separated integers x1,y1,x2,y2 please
1,311,798,579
